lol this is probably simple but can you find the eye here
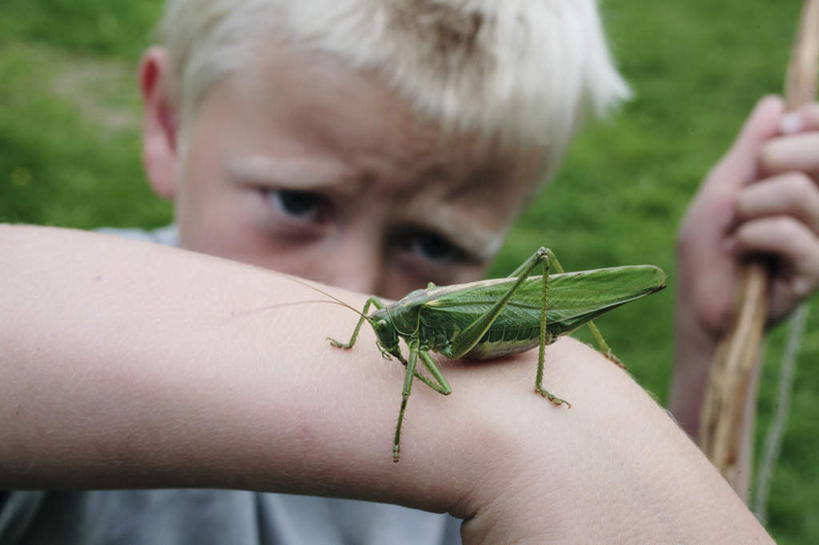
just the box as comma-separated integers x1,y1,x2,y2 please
395,229,469,265
409,232,458,262
266,189,330,223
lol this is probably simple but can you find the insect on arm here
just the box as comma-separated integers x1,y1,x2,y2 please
326,247,666,461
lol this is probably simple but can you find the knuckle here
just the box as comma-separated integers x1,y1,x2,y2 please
776,216,805,239
734,222,756,244
737,216,798,244
759,141,781,171
734,188,755,216
785,171,815,196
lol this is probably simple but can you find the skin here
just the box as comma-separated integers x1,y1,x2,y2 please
672,96,819,496
143,36,819,497
141,35,819,526
1,225,774,544
141,40,543,299
4,23,819,543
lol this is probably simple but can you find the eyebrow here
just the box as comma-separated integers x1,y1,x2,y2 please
227,155,504,260
225,155,360,193
404,206,505,262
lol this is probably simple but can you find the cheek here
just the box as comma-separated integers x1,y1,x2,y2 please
177,159,277,262
379,263,487,300
176,179,266,261
440,266,488,290
379,277,422,300
181,211,328,280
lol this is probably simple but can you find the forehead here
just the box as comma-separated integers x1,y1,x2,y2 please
205,37,547,252
240,41,542,164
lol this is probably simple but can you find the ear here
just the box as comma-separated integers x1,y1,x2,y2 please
139,47,179,199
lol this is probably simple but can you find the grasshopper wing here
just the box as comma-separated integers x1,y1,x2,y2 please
545,264,666,335
412,264,665,358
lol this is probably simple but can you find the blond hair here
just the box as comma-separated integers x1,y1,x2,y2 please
158,0,629,162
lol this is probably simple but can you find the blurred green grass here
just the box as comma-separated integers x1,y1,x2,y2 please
1,0,816,542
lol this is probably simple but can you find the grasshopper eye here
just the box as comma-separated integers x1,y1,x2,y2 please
372,318,399,350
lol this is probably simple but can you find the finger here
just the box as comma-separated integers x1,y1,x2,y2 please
779,102,819,135
716,96,785,190
759,132,819,177
735,172,819,234
733,216,819,297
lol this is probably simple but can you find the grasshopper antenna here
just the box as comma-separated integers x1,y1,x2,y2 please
273,273,368,319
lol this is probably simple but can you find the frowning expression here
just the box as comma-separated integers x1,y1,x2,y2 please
169,40,546,298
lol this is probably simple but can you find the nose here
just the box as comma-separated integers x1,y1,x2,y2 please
321,235,383,295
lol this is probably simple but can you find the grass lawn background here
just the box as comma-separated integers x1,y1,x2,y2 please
1,1,816,541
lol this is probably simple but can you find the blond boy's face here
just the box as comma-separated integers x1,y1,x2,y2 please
149,42,544,299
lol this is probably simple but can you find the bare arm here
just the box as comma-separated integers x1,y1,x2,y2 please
672,98,819,496
1,224,773,543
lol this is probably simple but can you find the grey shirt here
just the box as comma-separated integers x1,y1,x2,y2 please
0,225,462,545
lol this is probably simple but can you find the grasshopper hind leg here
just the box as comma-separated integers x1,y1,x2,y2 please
586,322,625,368
465,246,571,407
542,250,625,369
532,249,571,408
492,247,572,407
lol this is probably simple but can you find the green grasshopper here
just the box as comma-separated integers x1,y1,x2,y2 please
327,247,666,462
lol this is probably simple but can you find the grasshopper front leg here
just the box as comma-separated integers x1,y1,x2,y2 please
393,338,421,462
393,350,453,396
329,295,451,390
391,346,452,461
328,296,385,351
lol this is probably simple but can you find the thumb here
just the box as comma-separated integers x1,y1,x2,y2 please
718,95,785,188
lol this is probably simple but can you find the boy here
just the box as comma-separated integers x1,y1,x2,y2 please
4,0,819,543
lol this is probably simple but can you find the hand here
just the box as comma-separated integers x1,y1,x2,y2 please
671,96,819,450
678,96,819,342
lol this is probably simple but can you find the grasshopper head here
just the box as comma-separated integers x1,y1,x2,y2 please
369,314,399,355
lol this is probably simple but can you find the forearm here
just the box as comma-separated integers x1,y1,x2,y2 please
0,225,462,505
1,225,773,543
457,336,772,544
670,296,758,498
670,97,819,503
670,300,717,438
